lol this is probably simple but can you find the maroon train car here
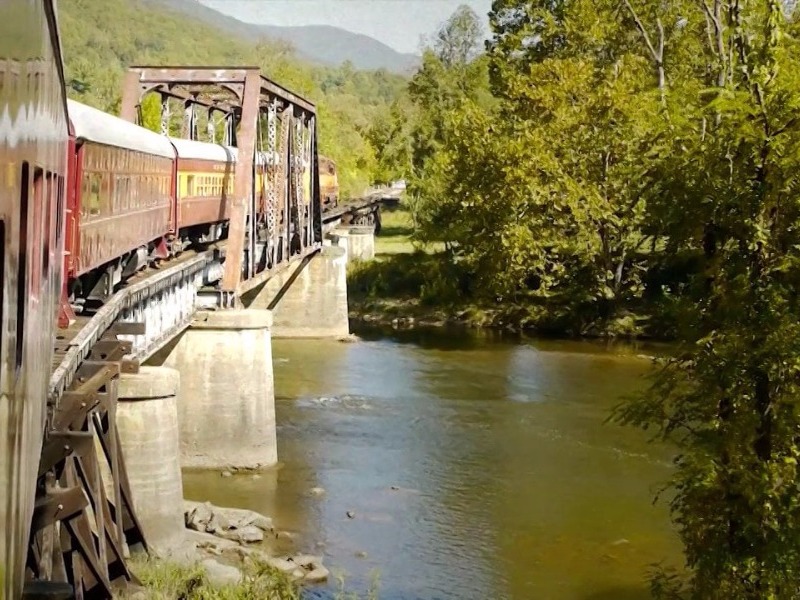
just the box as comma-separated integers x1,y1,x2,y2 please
64,99,175,311
0,0,70,596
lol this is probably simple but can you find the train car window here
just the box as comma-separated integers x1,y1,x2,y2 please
89,173,101,216
80,173,89,219
42,173,53,279
123,175,129,211
55,175,65,247
187,175,195,197
112,175,120,213
31,169,44,296
16,163,30,371
101,173,111,216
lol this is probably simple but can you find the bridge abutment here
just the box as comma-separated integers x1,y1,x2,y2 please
333,224,375,262
116,366,185,554
244,246,350,338
163,310,277,469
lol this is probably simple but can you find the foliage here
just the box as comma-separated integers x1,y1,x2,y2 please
366,1,800,597
58,0,407,197
614,2,800,597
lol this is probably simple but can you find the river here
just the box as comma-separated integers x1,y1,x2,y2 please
182,327,682,600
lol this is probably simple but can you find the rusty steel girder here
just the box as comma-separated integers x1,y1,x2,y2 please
119,66,320,294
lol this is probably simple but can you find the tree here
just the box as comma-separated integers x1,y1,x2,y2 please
433,4,483,67
615,1,800,597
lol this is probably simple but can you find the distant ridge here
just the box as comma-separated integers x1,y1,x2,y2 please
146,0,420,73
254,24,420,74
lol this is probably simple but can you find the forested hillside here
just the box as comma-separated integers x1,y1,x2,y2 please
58,0,407,196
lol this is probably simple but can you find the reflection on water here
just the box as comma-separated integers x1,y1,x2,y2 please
183,328,682,599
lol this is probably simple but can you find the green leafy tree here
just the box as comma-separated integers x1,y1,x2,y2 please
615,1,800,597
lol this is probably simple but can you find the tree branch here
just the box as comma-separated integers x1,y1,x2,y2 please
623,0,660,63
623,0,666,99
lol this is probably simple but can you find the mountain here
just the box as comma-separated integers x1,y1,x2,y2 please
145,0,419,74
250,24,420,74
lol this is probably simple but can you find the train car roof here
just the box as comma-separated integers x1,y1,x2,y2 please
169,137,237,162
67,99,176,159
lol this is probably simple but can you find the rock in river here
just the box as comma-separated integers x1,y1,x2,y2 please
201,558,242,587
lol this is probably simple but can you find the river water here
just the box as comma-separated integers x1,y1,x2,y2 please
183,327,682,600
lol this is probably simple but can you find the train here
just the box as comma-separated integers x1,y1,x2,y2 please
64,101,339,317
0,0,339,595
1,2,69,597
319,155,339,210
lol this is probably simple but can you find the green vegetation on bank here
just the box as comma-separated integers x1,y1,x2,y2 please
122,556,299,600
59,0,407,197
123,555,380,599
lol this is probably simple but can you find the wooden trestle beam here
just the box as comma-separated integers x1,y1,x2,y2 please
24,327,147,600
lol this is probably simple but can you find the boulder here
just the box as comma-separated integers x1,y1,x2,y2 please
185,529,239,553
185,502,213,532
221,525,264,544
184,500,274,539
217,507,274,532
201,558,242,587
291,554,321,569
267,557,296,573
304,565,330,583
205,511,230,534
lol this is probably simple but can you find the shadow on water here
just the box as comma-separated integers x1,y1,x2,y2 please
352,322,518,351
352,322,673,358
581,586,652,600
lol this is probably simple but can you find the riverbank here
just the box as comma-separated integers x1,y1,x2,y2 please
348,205,665,339
122,500,330,599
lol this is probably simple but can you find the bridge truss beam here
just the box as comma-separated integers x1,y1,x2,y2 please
119,66,322,298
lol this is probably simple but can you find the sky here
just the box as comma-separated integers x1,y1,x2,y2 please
199,0,494,54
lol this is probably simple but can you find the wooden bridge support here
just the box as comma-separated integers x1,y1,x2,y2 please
25,328,147,599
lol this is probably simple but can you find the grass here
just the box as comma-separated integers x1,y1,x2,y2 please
348,203,475,327
122,555,383,599
121,555,299,600
374,206,416,256
374,205,444,257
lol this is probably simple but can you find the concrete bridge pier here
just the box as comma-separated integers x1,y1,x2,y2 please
162,310,277,469
115,366,185,554
331,224,376,262
244,246,350,338
344,224,376,262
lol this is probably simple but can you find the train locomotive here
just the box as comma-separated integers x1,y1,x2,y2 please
0,1,339,594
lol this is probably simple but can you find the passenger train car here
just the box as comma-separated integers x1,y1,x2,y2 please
66,100,175,304
0,1,69,597
170,136,236,245
63,102,337,313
